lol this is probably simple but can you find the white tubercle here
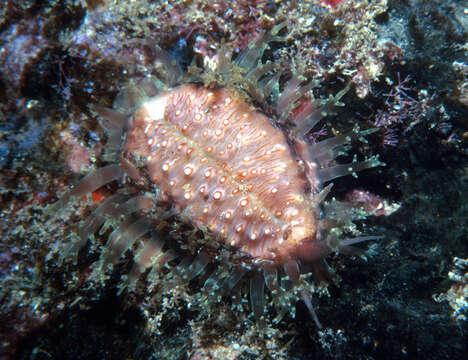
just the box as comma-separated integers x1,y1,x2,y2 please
143,95,169,122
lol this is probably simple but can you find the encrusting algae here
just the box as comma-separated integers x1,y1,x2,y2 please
47,22,384,327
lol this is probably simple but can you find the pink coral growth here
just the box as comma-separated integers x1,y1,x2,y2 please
60,123,102,174
345,189,388,216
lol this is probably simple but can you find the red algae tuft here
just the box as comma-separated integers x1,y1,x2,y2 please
320,0,344,8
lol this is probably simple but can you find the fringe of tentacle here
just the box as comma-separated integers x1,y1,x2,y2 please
48,169,329,325
46,23,383,327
